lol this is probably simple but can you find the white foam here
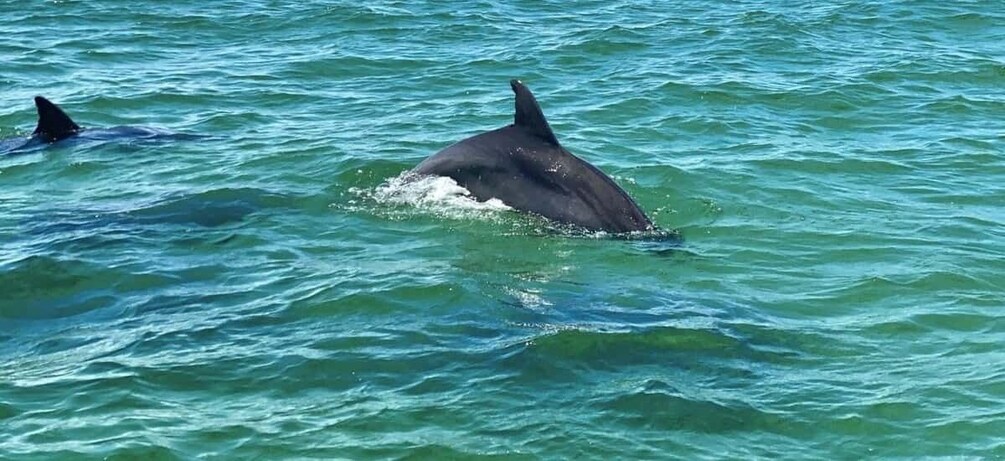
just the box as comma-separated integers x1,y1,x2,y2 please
504,286,553,310
365,171,512,221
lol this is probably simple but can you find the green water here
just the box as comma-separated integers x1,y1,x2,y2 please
1,1,1003,459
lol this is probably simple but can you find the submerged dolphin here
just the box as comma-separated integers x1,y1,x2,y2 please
1,96,195,154
412,80,654,233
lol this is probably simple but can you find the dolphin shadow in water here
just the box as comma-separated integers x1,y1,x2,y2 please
1,96,204,155
412,80,677,240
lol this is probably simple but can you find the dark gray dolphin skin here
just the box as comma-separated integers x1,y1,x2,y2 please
33,96,81,143
1,96,195,154
412,80,654,233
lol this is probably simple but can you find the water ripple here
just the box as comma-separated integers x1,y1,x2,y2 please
1,0,1003,458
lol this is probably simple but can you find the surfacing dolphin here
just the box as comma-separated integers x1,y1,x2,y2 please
1,96,197,154
412,80,655,234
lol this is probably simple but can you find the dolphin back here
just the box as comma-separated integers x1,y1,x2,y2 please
413,81,655,234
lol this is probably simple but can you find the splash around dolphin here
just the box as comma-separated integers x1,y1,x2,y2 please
411,80,657,234
1,96,199,154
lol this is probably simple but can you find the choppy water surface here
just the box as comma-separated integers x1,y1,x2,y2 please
1,1,1003,459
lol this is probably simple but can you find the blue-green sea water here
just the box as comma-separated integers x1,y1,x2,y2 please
2,1,1003,459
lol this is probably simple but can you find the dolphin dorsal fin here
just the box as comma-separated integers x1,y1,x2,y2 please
33,96,81,142
510,80,559,146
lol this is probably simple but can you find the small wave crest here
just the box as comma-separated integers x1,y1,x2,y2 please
354,171,513,222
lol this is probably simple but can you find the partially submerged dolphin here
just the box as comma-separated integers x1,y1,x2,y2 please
1,96,194,154
412,80,654,233
31,96,83,143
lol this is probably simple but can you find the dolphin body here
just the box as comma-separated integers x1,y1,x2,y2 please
412,80,654,234
1,96,191,154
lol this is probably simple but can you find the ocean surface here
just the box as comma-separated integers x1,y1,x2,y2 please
1,1,1003,459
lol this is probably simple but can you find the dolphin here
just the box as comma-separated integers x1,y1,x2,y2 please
1,96,197,154
411,80,655,234
32,96,82,143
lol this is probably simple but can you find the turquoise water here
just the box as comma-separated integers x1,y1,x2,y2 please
1,1,1003,458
